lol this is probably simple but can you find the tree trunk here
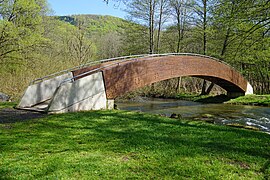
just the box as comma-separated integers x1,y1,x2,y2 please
149,0,155,54
176,76,182,94
177,12,181,53
156,0,164,53
149,0,156,92
203,0,207,55
201,0,214,95
200,79,207,95
200,0,211,95
205,82,214,94
221,27,230,57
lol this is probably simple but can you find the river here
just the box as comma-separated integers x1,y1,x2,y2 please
116,98,270,134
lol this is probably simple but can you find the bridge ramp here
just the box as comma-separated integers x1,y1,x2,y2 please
16,72,111,113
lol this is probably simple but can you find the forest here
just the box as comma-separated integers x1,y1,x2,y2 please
0,0,269,99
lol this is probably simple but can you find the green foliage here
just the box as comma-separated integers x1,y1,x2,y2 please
59,14,150,56
160,0,270,94
121,23,149,55
0,109,269,179
60,15,130,35
0,102,16,109
203,0,270,94
0,11,139,99
0,0,48,61
0,0,51,99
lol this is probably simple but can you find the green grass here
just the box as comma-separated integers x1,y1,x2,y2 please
0,101,17,109
0,105,270,179
226,94,270,106
175,93,205,101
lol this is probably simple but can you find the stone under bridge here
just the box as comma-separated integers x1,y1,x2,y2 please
17,53,253,113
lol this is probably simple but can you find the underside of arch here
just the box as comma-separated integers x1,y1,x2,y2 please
192,75,244,92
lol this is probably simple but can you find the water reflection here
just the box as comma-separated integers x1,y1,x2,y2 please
116,98,270,133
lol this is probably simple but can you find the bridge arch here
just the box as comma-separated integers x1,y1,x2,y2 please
73,54,253,99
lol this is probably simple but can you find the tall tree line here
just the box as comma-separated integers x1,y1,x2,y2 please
0,0,98,98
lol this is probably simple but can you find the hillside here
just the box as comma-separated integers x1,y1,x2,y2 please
58,14,132,34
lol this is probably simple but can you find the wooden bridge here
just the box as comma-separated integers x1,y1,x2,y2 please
17,53,253,113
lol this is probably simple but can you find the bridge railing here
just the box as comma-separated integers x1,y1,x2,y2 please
30,54,148,85
30,53,225,86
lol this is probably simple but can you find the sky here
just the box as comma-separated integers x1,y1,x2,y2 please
47,0,126,18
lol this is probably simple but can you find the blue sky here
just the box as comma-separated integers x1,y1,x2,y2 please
47,0,126,18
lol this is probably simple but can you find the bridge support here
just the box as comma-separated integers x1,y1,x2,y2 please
18,72,73,108
47,72,109,113
245,82,254,95
107,99,115,110
17,72,114,113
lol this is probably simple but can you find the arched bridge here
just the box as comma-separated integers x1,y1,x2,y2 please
17,53,253,113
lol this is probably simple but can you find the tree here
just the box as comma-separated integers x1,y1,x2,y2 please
0,0,48,63
125,0,158,54
191,0,214,95
98,32,122,59
121,22,149,55
67,16,96,65
211,0,270,94
169,0,193,53
156,0,170,53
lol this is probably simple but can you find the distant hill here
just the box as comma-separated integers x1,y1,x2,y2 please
58,14,131,35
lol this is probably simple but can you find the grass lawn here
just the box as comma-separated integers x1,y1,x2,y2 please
176,94,270,106
0,102,17,109
0,102,270,179
226,94,270,106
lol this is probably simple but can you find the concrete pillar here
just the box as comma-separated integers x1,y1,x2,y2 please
245,82,253,95
107,99,115,110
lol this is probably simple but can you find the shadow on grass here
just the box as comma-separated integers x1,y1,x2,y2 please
21,110,270,159
0,108,46,124
194,94,233,104
1,110,269,178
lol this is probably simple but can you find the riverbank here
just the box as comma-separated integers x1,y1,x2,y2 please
118,93,231,104
226,94,270,106
172,93,270,106
0,102,269,179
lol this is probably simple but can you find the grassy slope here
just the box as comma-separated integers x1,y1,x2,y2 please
226,94,270,106
174,94,270,106
59,14,131,35
0,102,17,109
0,103,269,179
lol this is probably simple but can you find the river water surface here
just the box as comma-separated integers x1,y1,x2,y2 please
116,98,270,134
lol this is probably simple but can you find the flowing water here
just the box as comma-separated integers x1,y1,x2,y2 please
116,98,270,134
